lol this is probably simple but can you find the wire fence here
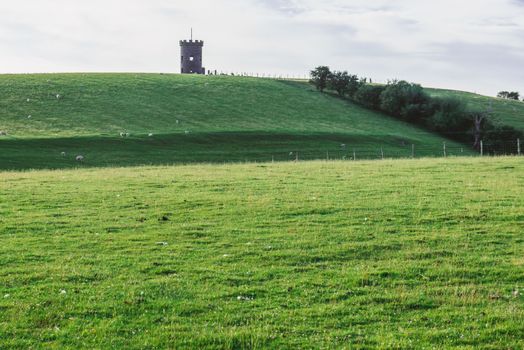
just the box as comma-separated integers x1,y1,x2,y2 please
205,71,393,84
236,140,523,163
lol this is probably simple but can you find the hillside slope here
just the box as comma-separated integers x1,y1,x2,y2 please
0,74,472,169
427,88,524,132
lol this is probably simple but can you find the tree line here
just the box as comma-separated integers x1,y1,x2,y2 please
310,66,522,151
497,91,521,101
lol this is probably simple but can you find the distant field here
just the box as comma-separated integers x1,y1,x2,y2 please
1,157,523,348
0,74,472,170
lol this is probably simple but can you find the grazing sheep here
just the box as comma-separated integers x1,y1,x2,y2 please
184,130,190,134
0,131,7,136
120,132,130,137
56,94,61,99
61,152,66,157
148,133,153,137
27,115,32,119
76,155,84,162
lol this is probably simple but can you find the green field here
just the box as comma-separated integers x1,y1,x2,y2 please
0,74,475,170
1,157,523,348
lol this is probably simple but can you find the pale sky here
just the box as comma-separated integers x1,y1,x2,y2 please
1,0,523,96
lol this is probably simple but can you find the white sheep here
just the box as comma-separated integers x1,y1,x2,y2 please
148,133,153,137
56,94,61,99
76,155,84,162
61,152,66,157
27,115,32,119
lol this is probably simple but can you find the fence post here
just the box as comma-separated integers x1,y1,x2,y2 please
353,149,356,161
443,142,447,157
381,148,384,160
326,151,329,161
411,144,415,159
518,138,521,156
272,155,274,163
480,140,484,157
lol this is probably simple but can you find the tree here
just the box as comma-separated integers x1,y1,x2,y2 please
470,110,489,150
427,97,469,134
327,71,362,97
497,91,520,100
379,80,432,122
497,91,509,99
354,84,386,110
328,71,351,96
507,92,520,100
310,66,331,93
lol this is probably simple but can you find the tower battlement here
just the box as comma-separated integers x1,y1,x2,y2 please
179,40,204,46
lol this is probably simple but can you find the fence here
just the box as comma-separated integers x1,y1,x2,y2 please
205,71,394,84
229,140,523,163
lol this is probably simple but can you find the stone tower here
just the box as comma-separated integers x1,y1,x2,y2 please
180,39,205,74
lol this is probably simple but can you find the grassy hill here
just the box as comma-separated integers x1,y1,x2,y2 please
1,157,523,348
0,74,474,170
427,88,524,132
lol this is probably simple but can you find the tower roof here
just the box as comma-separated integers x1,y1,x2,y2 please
180,40,204,46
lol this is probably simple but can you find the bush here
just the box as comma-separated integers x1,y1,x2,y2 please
379,81,432,122
426,97,470,134
483,124,523,152
354,84,386,110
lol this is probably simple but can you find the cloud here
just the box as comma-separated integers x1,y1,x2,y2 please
257,0,306,15
0,0,523,95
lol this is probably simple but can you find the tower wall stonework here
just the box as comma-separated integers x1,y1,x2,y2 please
180,40,205,74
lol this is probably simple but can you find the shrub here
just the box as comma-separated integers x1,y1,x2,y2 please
354,84,386,110
379,80,432,122
483,124,523,152
426,97,470,134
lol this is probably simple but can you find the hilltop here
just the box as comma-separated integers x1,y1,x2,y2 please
0,73,473,170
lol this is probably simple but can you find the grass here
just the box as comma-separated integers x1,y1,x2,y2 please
0,74,473,170
1,157,523,348
427,88,524,132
